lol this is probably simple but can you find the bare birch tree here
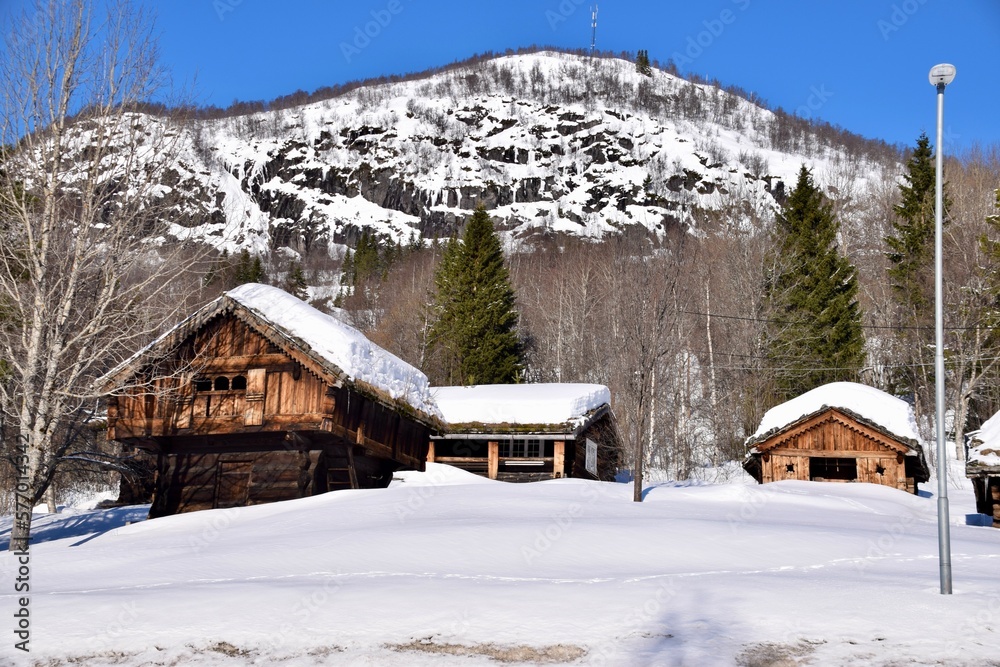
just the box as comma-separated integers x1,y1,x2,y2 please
1,0,206,551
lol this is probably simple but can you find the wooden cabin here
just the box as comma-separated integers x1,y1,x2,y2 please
100,283,443,518
743,382,929,494
428,384,620,482
966,412,1000,527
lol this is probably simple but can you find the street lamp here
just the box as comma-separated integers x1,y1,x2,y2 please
930,62,955,595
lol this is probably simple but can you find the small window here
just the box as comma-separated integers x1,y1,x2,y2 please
194,378,212,392
785,464,795,473
231,375,247,390
214,376,230,391
875,465,886,476
500,439,542,458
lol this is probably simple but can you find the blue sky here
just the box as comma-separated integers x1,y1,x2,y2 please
3,1,998,153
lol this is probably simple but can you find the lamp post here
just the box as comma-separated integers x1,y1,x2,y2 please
929,62,955,595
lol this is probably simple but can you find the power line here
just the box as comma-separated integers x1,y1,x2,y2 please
681,309,991,332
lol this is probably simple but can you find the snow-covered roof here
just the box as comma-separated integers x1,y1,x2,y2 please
968,410,1000,471
99,284,440,421
748,382,920,447
431,383,610,428
226,284,439,418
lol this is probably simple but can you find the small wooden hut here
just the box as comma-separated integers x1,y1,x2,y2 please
966,412,1000,527
743,382,929,493
428,384,620,482
100,284,443,518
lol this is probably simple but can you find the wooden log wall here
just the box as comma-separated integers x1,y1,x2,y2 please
150,449,319,518
759,415,909,490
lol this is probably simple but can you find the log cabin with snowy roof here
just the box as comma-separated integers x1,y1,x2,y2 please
100,284,444,518
965,411,1000,527
743,382,929,494
428,384,620,482
101,284,621,518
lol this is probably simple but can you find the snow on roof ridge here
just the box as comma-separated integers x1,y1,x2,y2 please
431,383,610,426
226,283,440,419
748,381,920,446
968,410,1000,469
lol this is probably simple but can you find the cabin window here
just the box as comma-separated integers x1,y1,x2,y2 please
785,464,795,473
195,375,249,392
875,464,886,476
809,457,857,481
500,439,542,458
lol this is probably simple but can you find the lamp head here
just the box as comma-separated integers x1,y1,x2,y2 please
929,63,956,87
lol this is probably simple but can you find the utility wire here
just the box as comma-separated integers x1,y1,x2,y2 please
680,309,995,331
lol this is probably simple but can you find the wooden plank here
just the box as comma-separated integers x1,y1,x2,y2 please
488,441,499,480
322,419,423,470
244,368,266,426
426,441,435,463
759,408,910,455
554,441,565,478
767,447,913,459
190,354,294,374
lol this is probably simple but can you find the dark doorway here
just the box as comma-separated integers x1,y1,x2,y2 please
215,461,252,508
809,457,857,482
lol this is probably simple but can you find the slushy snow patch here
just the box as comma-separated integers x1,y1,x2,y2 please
432,383,610,425
750,381,920,445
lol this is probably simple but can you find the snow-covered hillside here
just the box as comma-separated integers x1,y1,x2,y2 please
88,51,895,257
2,465,997,666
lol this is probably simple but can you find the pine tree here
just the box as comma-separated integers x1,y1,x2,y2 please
234,249,266,285
886,133,940,311
635,49,652,77
353,230,382,285
884,133,949,402
284,260,308,300
429,205,523,385
765,166,865,401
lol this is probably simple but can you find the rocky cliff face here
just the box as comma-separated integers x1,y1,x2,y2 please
131,51,894,256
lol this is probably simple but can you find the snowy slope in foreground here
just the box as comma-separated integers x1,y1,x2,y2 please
1,466,998,666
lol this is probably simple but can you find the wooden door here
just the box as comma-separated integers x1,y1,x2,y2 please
215,461,252,508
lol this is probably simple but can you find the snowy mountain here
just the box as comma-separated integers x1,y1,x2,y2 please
97,50,898,256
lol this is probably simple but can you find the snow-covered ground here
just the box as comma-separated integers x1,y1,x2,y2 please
1,463,997,666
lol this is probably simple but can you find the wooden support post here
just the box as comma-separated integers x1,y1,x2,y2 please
427,441,436,463
488,441,499,480
553,441,565,479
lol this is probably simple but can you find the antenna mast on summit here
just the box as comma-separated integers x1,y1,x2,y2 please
590,5,598,57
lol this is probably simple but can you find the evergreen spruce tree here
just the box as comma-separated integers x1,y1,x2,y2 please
352,230,382,285
886,133,940,311
635,49,652,76
884,133,948,401
234,249,266,285
284,260,308,300
765,166,865,401
429,205,523,385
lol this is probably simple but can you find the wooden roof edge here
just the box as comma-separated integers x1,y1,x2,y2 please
432,403,613,439
746,405,921,454
96,295,231,394
966,462,1000,476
